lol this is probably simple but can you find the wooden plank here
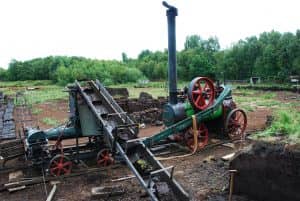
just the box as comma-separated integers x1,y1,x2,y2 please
91,185,124,198
1,165,120,192
7,185,26,192
221,153,235,161
46,185,57,201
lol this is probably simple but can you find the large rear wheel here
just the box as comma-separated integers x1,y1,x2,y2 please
184,123,209,151
225,108,247,140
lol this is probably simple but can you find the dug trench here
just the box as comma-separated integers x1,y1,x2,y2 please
230,141,300,201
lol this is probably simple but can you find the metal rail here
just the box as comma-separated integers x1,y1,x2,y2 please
75,80,189,201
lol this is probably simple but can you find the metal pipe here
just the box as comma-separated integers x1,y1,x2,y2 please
163,1,178,104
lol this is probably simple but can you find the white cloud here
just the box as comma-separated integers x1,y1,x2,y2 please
0,0,299,68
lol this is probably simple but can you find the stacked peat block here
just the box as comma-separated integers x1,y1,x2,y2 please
107,88,167,125
0,92,16,140
115,92,167,125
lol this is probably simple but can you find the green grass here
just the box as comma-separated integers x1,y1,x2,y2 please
233,89,256,96
256,100,280,107
242,105,255,112
42,117,59,126
109,81,189,98
128,87,168,98
0,80,53,87
254,109,300,142
261,92,276,100
0,80,67,104
32,108,43,115
24,85,68,104
109,81,189,89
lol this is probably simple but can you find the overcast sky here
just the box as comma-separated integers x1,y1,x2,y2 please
0,0,299,68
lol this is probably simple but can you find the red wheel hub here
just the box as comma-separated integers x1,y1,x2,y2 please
185,123,209,151
188,77,215,111
97,149,114,167
49,154,72,177
225,108,247,140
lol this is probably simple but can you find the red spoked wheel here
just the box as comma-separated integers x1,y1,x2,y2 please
97,149,114,167
185,123,209,151
225,108,247,140
49,154,72,177
188,77,215,111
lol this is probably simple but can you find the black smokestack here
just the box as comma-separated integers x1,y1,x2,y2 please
163,1,178,105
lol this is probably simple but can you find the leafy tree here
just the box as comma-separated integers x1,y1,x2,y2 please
0,68,8,81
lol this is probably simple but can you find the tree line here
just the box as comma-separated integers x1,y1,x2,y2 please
0,29,299,85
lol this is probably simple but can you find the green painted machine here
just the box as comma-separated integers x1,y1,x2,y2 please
142,2,247,150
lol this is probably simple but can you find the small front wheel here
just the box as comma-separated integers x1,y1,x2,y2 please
49,154,72,177
97,149,114,167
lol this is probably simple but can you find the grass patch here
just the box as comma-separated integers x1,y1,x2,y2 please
261,92,276,100
32,108,43,115
0,80,53,87
24,85,68,104
128,87,167,98
109,81,189,98
42,117,59,126
241,105,255,112
108,81,188,89
255,109,300,140
256,100,280,107
234,89,256,96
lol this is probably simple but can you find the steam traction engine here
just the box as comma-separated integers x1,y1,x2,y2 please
143,2,247,150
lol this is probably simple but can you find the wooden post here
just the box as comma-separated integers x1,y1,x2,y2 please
229,169,238,201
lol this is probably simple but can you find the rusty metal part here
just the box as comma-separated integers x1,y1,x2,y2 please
185,123,209,151
49,154,72,177
225,109,247,140
97,148,114,167
188,77,215,111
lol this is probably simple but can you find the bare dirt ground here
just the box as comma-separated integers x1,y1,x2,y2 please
1,91,297,201
246,108,271,132
35,100,69,129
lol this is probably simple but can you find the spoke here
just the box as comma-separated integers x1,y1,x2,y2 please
196,95,202,104
199,97,206,106
192,90,201,94
197,81,203,91
59,156,63,163
109,158,114,163
238,117,245,125
63,162,71,167
98,159,105,164
51,167,58,171
236,112,242,121
63,167,70,173
57,169,61,176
